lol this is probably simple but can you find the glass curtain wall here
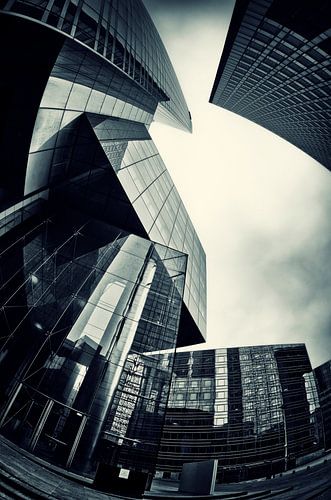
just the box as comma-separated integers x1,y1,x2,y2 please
0,210,186,485
314,360,331,450
157,344,322,482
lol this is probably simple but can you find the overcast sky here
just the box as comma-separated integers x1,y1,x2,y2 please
143,0,331,368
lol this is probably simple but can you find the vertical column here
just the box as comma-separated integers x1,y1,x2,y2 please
29,399,54,451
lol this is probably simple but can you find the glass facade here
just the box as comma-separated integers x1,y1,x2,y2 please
157,344,324,483
1,0,191,133
0,0,205,495
314,360,331,450
0,0,206,341
210,0,331,170
0,212,187,491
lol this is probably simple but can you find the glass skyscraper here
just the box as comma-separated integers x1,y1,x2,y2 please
207,0,331,482
210,0,331,170
157,344,324,483
314,360,331,451
0,0,206,496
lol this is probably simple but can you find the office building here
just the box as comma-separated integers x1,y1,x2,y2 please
210,0,331,169
314,360,331,450
0,0,206,495
157,344,324,482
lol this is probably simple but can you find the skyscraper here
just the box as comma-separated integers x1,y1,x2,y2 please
314,360,331,450
0,0,206,495
157,344,324,483
210,0,331,169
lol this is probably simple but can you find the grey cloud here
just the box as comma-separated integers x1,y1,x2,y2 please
143,0,234,16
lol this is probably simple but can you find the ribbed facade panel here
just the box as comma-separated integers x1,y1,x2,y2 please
210,0,331,169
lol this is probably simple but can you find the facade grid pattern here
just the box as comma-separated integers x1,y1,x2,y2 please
210,0,331,169
157,344,324,483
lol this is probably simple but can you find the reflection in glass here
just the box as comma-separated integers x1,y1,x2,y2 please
158,345,323,482
0,213,187,479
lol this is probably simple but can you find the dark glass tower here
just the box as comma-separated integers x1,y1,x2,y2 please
0,1,206,495
314,360,331,450
157,344,324,483
210,0,331,169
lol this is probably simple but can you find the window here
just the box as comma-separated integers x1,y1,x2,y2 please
284,33,303,48
215,417,225,426
260,20,279,36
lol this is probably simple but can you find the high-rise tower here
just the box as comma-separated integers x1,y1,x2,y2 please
210,0,331,169
314,360,331,450
0,1,206,495
157,344,323,482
